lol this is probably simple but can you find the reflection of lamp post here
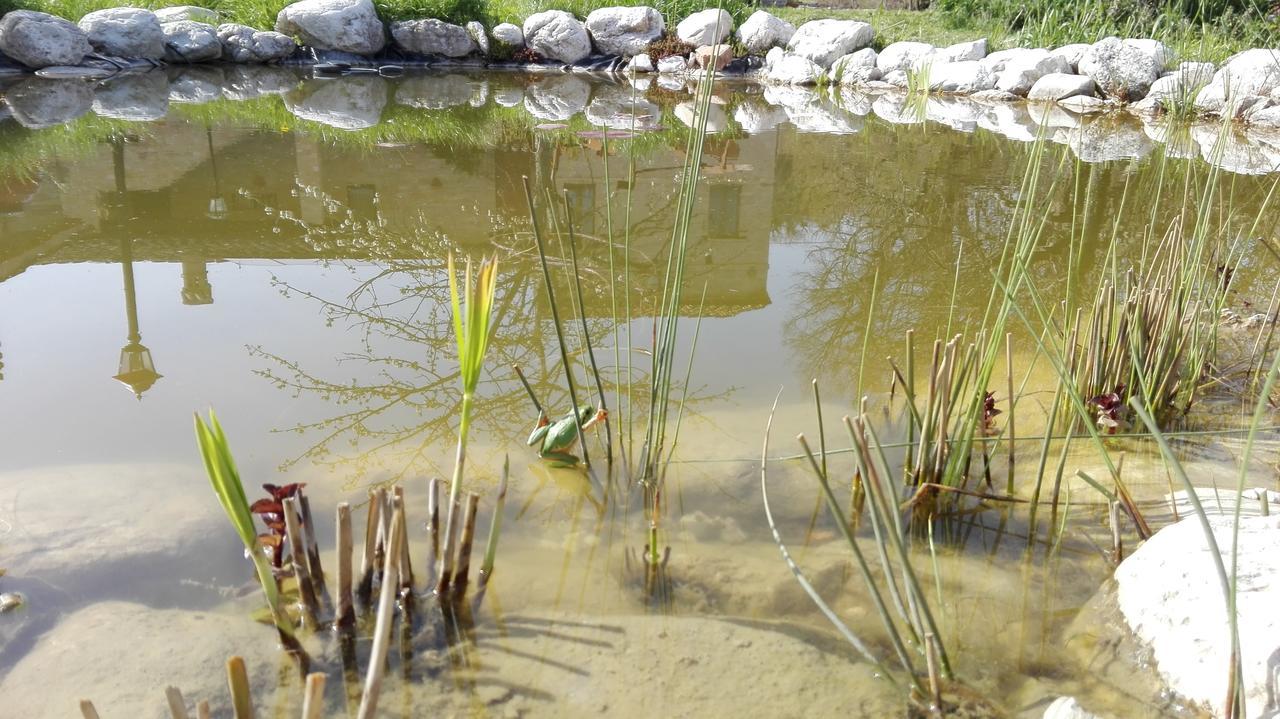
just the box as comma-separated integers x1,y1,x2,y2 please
114,233,161,399
206,127,227,220
109,140,161,399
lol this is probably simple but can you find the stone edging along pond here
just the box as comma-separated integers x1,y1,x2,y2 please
1,0,1279,132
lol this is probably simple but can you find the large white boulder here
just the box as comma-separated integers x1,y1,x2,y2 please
994,48,1070,95
877,41,933,74
523,10,592,63
937,38,986,63
161,20,222,63
1026,72,1095,101
929,60,996,93
736,10,793,55
1115,514,1280,717
764,51,823,86
389,19,476,57
676,8,731,46
787,19,872,69
79,7,165,59
832,48,879,84
274,0,385,55
155,5,220,24
1078,36,1162,100
1195,49,1280,115
217,23,297,63
585,6,663,57
0,10,91,69
1050,42,1092,72
466,20,488,55
1146,61,1215,103
491,22,524,49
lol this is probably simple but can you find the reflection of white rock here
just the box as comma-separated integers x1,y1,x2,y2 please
1028,100,1080,129
3,78,92,128
0,602,281,719
674,100,727,133
871,93,923,125
585,88,660,129
1193,125,1280,176
394,73,479,109
221,65,300,100
733,99,788,134
834,87,873,115
167,66,224,103
524,74,590,121
1115,515,1280,717
93,72,169,121
1058,95,1106,114
1060,117,1154,162
925,96,982,133
1141,118,1198,159
977,102,1038,142
285,75,387,129
493,85,523,107
1043,696,1102,719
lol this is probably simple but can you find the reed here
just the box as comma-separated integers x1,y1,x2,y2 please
194,411,296,646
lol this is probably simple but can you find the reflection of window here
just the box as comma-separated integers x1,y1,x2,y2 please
564,183,595,235
348,184,377,220
708,184,742,238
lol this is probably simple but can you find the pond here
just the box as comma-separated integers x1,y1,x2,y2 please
1,68,1278,718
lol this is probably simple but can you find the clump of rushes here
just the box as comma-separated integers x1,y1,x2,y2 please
194,411,299,650
438,253,499,594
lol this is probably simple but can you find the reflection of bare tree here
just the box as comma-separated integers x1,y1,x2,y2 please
250,186,729,487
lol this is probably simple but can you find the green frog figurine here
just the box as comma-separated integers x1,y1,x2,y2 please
527,404,607,466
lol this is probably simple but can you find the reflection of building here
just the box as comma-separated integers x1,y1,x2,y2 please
0,118,780,318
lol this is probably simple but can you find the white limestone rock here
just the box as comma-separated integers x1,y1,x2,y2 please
79,7,165,60
876,41,933,74
1043,696,1102,719
1051,42,1092,72
928,60,996,94
832,48,879,84
585,6,664,57
217,23,296,63
466,21,489,55
155,5,219,24
274,0,385,55
693,43,732,71
1027,73,1096,101
1078,36,1163,101
994,49,1071,96
0,11,91,69
676,8,731,47
491,22,524,50
735,10,793,55
284,74,387,129
656,54,687,74
1114,514,1280,716
937,38,986,63
523,10,592,64
390,19,476,58
162,20,222,63
786,19,872,69
764,51,823,86
627,52,653,73
1195,49,1280,115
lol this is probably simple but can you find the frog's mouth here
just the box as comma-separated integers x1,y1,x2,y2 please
583,407,608,430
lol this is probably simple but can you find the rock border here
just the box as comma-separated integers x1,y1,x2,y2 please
0,3,1278,130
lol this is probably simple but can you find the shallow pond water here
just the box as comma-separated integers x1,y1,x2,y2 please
1,69,1279,718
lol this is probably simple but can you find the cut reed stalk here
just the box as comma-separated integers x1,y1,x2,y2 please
427,478,442,585
196,701,210,719
357,489,382,608
478,456,509,590
79,701,101,719
301,673,325,719
165,687,189,719
393,487,413,591
453,493,481,593
435,497,460,595
356,507,405,719
1005,333,1015,494
298,495,327,609
226,656,254,719
335,502,355,631
1108,501,1123,565
283,497,320,628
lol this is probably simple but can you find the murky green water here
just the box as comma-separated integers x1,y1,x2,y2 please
1,69,1278,718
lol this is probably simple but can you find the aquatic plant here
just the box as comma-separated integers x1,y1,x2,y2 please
194,411,297,646
439,253,499,593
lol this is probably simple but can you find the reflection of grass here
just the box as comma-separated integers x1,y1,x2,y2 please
0,115,143,181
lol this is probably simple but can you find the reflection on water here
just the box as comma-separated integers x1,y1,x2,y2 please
0,71,1277,717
